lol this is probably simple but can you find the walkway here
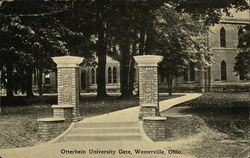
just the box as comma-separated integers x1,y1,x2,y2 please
64,93,201,124
0,93,202,158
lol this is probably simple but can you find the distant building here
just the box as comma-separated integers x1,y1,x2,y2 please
79,56,121,93
33,15,250,93
165,16,250,92
206,17,250,91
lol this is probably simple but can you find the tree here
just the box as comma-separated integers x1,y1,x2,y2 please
76,0,248,98
234,24,250,80
1,0,248,99
104,1,165,97
0,16,37,97
102,0,248,97
153,5,212,95
0,0,91,97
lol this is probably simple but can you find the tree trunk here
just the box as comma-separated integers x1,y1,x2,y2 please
145,29,154,55
139,28,146,55
37,68,43,96
128,41,137,96
96,0,107,98
6,63,14,98
26,67,34,97
120,42,130,98
167,76,173,96
96,53,107,98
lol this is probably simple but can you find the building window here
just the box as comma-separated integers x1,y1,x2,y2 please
113,67,117,83
45,73,50,84
220,27,226,47
160,74,165,83
190,63,195,81
183,63,196,82
183,70,188,81
221,60,227,81
81,71,86,90
91,68,95,84
240,74,245,81
238,27,244,47
108,67,112,83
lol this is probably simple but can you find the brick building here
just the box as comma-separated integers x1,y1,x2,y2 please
33,14,250,93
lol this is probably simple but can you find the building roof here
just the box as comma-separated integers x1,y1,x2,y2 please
221,9,250,24
95,56,119,64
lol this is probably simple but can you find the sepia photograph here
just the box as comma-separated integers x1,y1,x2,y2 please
0,0,249,157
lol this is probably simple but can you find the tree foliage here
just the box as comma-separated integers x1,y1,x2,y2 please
234,24,250,80
151,4,213,94
0,0,249,98
0,0,92,96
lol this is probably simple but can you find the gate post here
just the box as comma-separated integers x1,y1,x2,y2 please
52,56,84,122
134,55,163,119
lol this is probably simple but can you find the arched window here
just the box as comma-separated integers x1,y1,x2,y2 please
160,74,165,83
91,68,95,84
108,67,112,83
220,27,226,47
221,60,227,81
183,70,188,81
238,27,243,47
190,63,195,81
45,73,50,84
239,74,245,81
81,71,86,90
113,67,117,83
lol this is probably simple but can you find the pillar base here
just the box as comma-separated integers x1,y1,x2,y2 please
139,105,160,119
72,108,81,122
52,104,73,123
37,117,69,141
143,116,167,141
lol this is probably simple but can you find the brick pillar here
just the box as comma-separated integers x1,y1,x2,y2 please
134,55,163,119
52,56,84,122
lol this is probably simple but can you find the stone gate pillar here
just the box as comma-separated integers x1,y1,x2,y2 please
52,56,84,122
134,55,163,119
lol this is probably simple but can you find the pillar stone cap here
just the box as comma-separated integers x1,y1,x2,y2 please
37,117,65,122
134,55,163,66
52,104,74,109
143,116,167,121
52,56,84,68
141,104,158,107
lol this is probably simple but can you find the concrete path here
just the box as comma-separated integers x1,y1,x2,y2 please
64,93,201,124
0,93,202,158
159,93,202,112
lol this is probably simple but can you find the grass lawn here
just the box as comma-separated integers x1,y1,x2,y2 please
0,93,180,149
161,92,250,158
0,104,53,149
78,96,138,118
0,95,140,149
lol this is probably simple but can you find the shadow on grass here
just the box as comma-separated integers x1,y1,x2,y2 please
159,94,185,101
0,96,57,106
0,95,140,148
177,93,250,139
78,95,139,117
